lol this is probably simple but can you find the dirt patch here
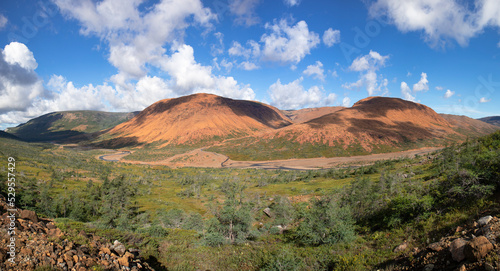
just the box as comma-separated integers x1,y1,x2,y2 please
100,147,441,170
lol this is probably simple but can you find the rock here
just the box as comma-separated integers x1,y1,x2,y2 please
428,242,443,252
458,265,466,271
484,262,495,271
118,255,130,267
456,226,464,233
19,209,38,223
449,238,467,262
46,222,56,230
112,240,126,256
424,264,434,271
478,216,493,226
464,236,493,262
100,247,111,255
263,207,272,217
47,228,63,238
394,242,408,252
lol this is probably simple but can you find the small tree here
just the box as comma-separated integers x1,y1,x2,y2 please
294,196,356,246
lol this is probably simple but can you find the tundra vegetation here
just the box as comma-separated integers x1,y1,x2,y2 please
0,131,499,270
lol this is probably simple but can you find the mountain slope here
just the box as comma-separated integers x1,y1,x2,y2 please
7,111,138,142
99,93,292,147
281,106,344,123
441,114,500,137
479,116,500,127
208,97,472,160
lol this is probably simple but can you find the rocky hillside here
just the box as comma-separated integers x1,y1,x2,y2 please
479,116,500,127
390,215,500,271
281,106,344,123
99,93,291,147
6,111,138,142
0,195,153,270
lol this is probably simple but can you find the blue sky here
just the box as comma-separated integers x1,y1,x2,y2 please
1,0,500,129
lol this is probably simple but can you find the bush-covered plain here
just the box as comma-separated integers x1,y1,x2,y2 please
1,131,500,270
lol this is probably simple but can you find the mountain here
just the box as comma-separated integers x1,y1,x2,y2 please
6,111,138,142
281,106,344,123
441,114,500,137
479,116,500,127
208,97,496,160
0,130,21,140
98,93,292,148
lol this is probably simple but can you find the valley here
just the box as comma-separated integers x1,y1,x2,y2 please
1,94,500,271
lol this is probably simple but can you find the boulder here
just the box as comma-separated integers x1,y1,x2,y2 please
111,240,126,256
449,238,467,262
428,242,444,252
263,207,272,217
478,216,493,226
19,209,38,223
393,242,408,253
464,236,493,262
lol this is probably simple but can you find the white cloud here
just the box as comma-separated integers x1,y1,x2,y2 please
159,44,255,99
444,89,455,99
268,78,337,109
229,0,261,26
323,28,341,47
342,97,351,107
412,72,429,92
343,50,389,96
239,61,259,70
261,19,320,64
229,41,252,58
0,43,44,115
303,61,325,81
401,81,416,101
284,0,301,7
3,42,38,70
369,0,500,47
435,86,444,90
479,97,491,103
55,0,215,80
0,14,7,30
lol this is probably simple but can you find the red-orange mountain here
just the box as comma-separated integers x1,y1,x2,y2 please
103,93,292,146
264,96,456,151
97,94,499,158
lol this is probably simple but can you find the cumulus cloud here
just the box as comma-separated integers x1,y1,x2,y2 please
229,0,261,26
3,42,38,70
0,14,7,30
323,28,341,47
343,50,389,96
342,97,351,107
400,81,416,101
284,0,301,7
50,0,255,109
413,72,429,92
261,19,320,64
303,61,325,81
444,89,455,99
479,97,491,103
268,78,336,109
0,42,45,115
239,61,259,70
369,0,500,47
159,44,255,99
435,86,444,90
55,0,215,80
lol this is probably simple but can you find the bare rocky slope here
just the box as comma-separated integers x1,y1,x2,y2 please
98,93,292,148
0,195,154,270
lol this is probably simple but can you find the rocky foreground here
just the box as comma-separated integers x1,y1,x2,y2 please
391,215,500,271
0,195,154,271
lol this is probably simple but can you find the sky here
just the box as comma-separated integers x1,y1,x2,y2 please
1,0,500,130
